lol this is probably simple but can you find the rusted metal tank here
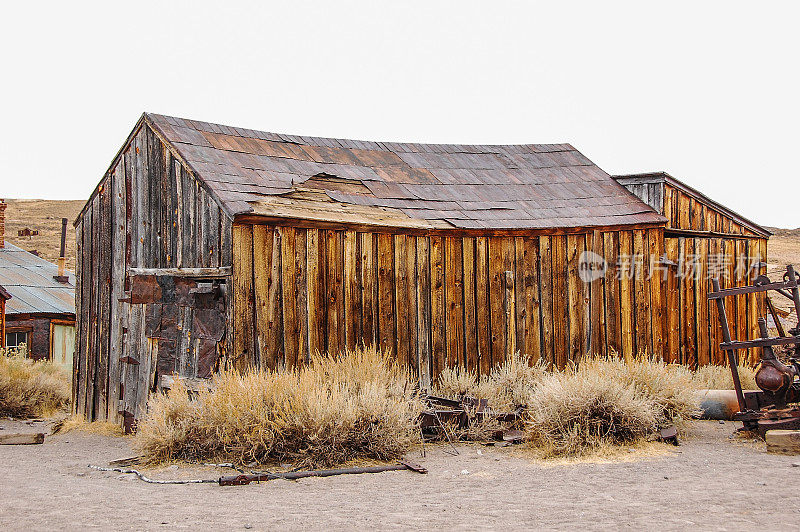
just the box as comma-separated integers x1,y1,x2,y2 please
696,389,742,420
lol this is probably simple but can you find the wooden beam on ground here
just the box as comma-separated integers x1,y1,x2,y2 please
766,430,800,455
0,433,45,445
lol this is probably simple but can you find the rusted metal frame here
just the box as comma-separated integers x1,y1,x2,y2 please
720,337,800,350
788,265,800,328
218,461,427,486
766,296,787,337
711,278,746,413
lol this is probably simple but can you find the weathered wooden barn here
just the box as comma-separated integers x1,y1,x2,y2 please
73,113,769,425
613,173,770,367
0,200,76,365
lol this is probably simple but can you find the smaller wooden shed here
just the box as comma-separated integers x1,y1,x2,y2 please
614,172,771,366
0,200,76,365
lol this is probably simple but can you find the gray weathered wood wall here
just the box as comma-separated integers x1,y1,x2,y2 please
73,122,232,423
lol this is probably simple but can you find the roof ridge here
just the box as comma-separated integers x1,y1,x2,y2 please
145,112,573,152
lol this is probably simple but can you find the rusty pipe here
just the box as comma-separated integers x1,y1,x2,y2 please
218,460,427,486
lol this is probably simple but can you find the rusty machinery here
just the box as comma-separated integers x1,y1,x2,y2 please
710,264,800,436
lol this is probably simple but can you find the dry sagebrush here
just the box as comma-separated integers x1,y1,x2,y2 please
435,353,548,411
524,355,701,457
0,348,71,417
136,347,423,468
576,355,701,424
434,353,700,454
525,370,659,457
693,363,758,390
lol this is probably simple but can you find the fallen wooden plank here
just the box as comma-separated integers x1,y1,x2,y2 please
0,433,45,445
766,430,800,455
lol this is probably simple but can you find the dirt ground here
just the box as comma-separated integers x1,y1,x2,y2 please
1,420,800,530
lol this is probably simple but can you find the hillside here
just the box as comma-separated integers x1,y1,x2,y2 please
2,199,85,272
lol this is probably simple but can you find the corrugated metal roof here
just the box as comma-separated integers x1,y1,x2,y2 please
144,113,666,230
0,243,75,315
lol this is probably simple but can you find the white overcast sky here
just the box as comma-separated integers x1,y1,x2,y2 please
1,1,798,228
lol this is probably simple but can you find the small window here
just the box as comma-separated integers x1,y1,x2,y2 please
5,331,29,349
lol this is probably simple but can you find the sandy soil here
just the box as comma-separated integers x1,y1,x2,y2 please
1,420,799,531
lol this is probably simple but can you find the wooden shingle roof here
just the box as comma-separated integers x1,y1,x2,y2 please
145,113,666,231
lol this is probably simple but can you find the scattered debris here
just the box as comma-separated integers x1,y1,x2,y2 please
659,426,679,446
17,228,38,238
420,394,522,439
108,456,142,467
89,465,216,484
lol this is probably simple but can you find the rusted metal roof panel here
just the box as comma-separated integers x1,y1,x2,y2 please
0,243,75,315
146,113,666,229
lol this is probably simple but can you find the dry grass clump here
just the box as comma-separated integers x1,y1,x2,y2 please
481,353,548,411
136,346,423,468
693,363,758,390
577,355,701,424
523,354,702,457
435,353,548,411
436,365,478,399
0,348,70,418
53,414,125,436
525,370,658,457
434,353,699,453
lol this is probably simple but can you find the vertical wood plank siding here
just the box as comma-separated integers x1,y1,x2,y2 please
74,124,230,421
663,235,766,367
233,224,677,380
663,185,761,237
622,179,769,366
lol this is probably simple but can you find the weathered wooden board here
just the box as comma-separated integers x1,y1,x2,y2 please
462,237,478,369
430,235,445,376
538,235,554,366
619,231,634,359
475,237,492,374
377,233,396,356
766,430,800,455
0,433,45,445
